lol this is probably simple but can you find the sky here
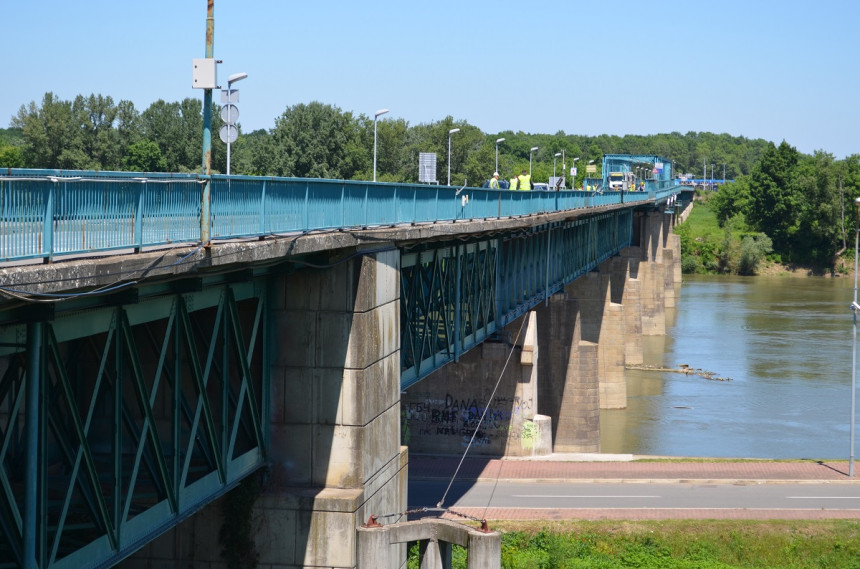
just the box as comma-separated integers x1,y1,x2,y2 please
3,0,859,159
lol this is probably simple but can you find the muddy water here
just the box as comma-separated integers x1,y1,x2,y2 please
600,274,857,459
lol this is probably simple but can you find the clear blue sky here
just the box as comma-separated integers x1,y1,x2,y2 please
4,0,859,158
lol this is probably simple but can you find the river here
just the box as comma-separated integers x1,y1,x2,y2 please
599,274,858,459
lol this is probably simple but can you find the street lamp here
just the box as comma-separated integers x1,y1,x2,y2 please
224,72,247,176
448,128,460,186
553,152,561,181
495,137,505,175
373,108,389,182
851,197,860,477
529,146,539,177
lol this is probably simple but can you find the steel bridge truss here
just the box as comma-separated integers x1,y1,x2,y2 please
0,280,268,569
400,209,633,387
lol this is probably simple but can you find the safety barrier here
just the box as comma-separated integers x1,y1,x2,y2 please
0,169,669,263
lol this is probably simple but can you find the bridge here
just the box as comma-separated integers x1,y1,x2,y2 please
0,158,685,569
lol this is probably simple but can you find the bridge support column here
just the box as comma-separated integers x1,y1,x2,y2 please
637,212,673,336
260,247,407,569
564,266,626,411
536,293,599,453
617,252,643,366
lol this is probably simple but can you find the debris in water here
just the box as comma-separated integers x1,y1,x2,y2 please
625,363,732,382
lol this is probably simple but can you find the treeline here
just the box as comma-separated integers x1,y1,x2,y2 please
5,91,857,269
3,92,775,188
708,142,860,270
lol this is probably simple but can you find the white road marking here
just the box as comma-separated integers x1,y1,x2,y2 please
512,495,661,499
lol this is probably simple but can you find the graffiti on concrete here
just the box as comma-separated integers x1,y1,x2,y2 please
520,420,539,449
402,392,533,449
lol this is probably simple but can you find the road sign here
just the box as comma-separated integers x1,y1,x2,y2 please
220,104,239,124
219,124,238,144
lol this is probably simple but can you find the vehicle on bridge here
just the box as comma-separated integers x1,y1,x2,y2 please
608,171,635,191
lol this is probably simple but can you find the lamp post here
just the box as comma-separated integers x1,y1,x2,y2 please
561,149,566,186
373,108,389,182
495,137,505,175
529,146,539,177
448,128,460,186
553,152,561,179
851,197,860,477
223,72,247,176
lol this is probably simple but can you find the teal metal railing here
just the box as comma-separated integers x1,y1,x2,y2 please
0,169,673,263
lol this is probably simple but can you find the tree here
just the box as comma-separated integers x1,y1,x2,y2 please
0,145,22,167
12,92,76,168
745,141,803,260
123,140,167,172
140,98,205,172
71,94,121,170
270,101,364,179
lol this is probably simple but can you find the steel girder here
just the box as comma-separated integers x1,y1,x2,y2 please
0,282,268,569
400,209,633,387
400,241,497,389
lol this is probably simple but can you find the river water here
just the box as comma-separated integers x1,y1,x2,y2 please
600,274,858,459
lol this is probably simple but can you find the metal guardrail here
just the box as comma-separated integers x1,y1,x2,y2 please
0,169,672,263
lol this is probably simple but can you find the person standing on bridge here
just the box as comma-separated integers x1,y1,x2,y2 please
517,169,532,191
489,172,500,189
509,173,519,190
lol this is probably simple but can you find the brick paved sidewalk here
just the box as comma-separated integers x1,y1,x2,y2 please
409,454,855,483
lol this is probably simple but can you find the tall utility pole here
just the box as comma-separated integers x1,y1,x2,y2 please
201,0,215,244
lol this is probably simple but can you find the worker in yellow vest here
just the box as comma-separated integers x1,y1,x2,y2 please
509,173,519,190
517,169,531,191
489,172,500,189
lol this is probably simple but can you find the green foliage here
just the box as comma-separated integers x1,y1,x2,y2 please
0,144,22,167
122,140,167,172
414,521,860,569
738,233,773,275
675,196,726,274
270,101,366,179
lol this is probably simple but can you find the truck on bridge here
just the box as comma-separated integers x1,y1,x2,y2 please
608,171,635,191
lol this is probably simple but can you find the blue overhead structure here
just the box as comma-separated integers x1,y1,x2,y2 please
601,154,674,192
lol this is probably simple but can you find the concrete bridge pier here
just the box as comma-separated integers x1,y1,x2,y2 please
262,247,407,569
635,211,681,335
536,292,600,453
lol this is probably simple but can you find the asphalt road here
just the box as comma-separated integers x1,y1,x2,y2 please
409,479,860,519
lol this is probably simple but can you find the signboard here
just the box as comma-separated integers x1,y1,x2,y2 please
419,152,438,184
220,88,240,104
586,164,597,174
570,166,577,177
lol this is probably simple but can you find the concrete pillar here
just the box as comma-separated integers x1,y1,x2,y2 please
468,529,502,569
669,232,683,286
536,293,600,453
262,247,406,569
638,213,667,336
619,250,643,365
564,267,626,411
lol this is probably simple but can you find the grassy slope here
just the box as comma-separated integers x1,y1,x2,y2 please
411,520,860,568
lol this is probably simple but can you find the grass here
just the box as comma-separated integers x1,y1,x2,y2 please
410,520,860,569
